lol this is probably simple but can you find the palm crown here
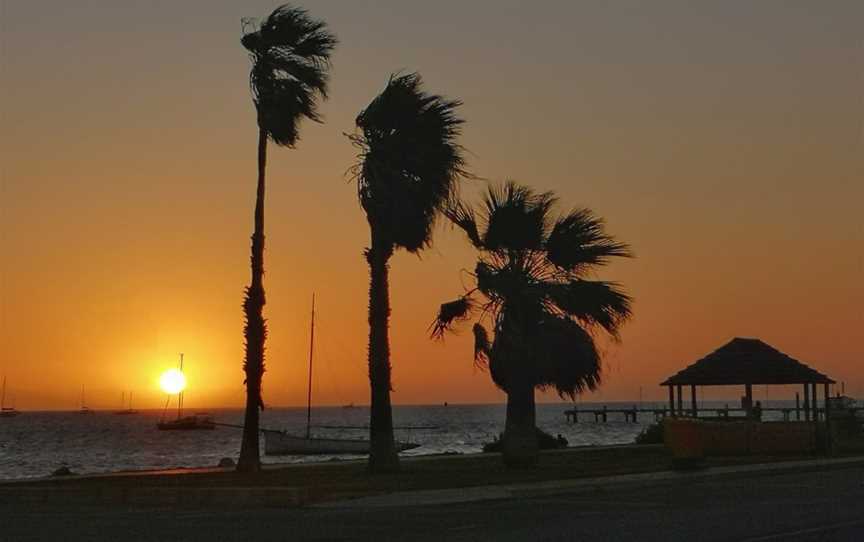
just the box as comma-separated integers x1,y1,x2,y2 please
433,182,633,398
349,73,467,252
242,5,337,146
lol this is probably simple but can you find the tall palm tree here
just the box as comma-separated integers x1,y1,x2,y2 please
237,4,336,473
348,73,467,473
432,182,632,467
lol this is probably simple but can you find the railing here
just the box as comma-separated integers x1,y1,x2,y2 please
563,406,860,423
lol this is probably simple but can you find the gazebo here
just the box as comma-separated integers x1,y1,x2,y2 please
661,337,835,420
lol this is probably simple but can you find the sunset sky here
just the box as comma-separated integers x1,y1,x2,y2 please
1,1,861,410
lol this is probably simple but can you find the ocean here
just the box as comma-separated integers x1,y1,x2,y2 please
0,403,652,480
0,401,796,480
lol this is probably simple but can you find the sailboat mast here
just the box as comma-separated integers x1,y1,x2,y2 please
178,353,184,420
1,376,6,410
306,293,315,439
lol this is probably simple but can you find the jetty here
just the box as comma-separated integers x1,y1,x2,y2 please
563,405,851,423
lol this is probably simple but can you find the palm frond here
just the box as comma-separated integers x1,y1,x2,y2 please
251,73,318,145
472,323,491,368
485,317,535,392
242,4,337,147
545,208,631,272
430,295,475,338
482,181,556,251
254,5,337,61
443,200,482,248
290,20,339,60
546,280,632,338
474,261,501,299
353,73,467,252
267,50,329,96
533,314,602,399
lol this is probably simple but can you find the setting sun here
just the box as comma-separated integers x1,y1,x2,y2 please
159,369,187,395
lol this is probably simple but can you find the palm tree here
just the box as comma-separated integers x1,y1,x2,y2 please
432,182,632,467
348,73,467,473
237,5,336,473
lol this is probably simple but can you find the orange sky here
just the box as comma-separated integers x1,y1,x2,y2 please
1,1,862,410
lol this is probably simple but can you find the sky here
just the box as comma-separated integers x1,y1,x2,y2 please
1,0,862,410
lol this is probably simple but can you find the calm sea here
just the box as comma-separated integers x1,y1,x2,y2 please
0,401,794,480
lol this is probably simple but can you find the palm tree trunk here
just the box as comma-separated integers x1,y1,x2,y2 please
366,226,399,473
503,377,538,468
237,126,268,473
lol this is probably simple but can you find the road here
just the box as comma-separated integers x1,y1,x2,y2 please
1,466,862,541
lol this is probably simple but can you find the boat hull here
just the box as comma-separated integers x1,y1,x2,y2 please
263,430,419,456
157,416,215,430
0,409,19,418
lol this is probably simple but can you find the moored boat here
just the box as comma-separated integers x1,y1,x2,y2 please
114,391,138,415
264,294,420,456
1,377,20,418
157,354,215,431
157,413,215,430
78,385,93,414
263,430,418,455
828,394,858,411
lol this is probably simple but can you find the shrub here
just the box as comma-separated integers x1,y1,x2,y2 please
483,428,568,453
635,422,664,444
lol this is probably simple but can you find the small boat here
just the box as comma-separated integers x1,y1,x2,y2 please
264,430,419,455
264,294,419,456
828,395,858,411
157,412,215,431
113,391,138,415
157,354,215,431
828,394,861,422
1,377,20,418
79,385,93,414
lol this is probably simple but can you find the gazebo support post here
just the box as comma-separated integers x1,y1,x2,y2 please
803,383,811,421
811,383,818,420
795,392,800,421
744,384,753,418
824,382,832,454
690,385,697,418
676,385,683,416
668,385,675,418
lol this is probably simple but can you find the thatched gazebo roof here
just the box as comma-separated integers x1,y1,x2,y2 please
661,337,834,386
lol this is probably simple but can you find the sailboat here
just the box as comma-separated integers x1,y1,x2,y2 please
1,377,20,418
264,294,419,455
157,354,215,430
79,384,93,414
113,391,138,415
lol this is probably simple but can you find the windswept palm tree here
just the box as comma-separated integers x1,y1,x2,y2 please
237,4,336,473
432,182,632,467
348,73,467,473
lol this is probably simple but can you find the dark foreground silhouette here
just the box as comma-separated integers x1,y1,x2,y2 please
433,182,632,467
2,464,862,541
236,4,337,473
348,73,468,473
